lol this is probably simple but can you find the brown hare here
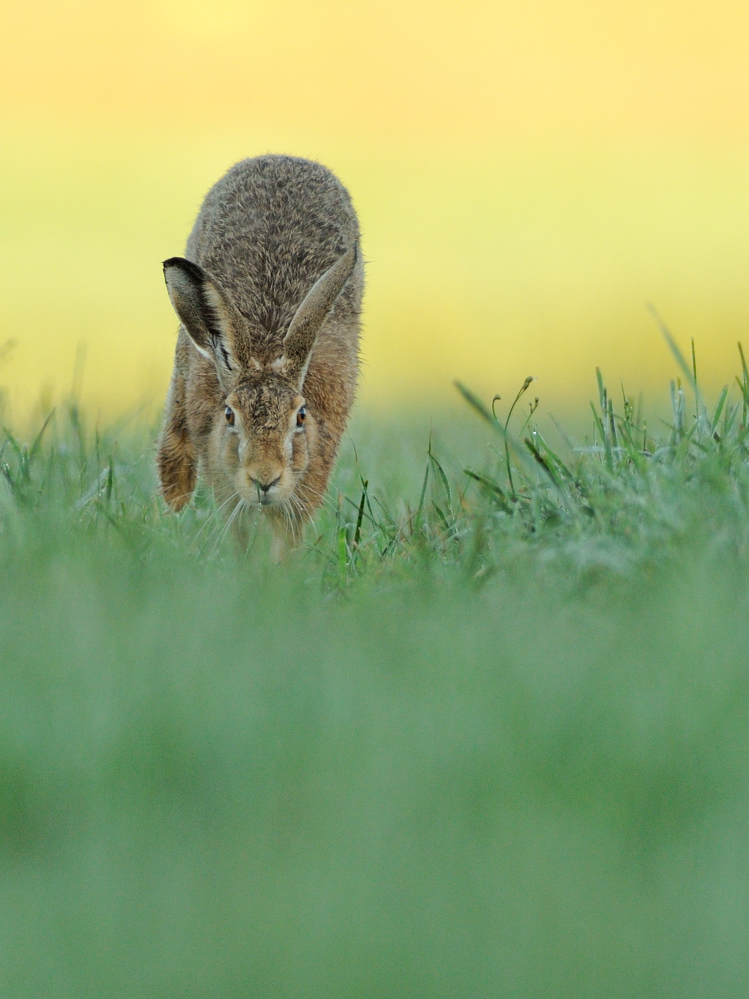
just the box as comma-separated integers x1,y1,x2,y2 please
156,155,363,557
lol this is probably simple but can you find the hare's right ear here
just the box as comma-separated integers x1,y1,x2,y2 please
283,243,358,387
163,258,240,386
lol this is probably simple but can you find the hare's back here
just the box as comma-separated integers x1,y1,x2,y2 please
186,156,360,344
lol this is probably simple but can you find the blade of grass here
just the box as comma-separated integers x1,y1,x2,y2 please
28,409,56,462
352,480,367,552
710,387,729,438
650,304,704,419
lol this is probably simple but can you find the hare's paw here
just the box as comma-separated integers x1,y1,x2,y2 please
156,424,196,511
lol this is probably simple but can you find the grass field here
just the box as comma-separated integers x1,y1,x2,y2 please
3,343,749,996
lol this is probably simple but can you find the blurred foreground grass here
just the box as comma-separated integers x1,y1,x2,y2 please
2,347,749,996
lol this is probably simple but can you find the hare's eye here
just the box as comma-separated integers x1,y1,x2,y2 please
296,406,306,428
225,406,235,426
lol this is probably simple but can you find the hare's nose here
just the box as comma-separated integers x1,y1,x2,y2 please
251,474,281,493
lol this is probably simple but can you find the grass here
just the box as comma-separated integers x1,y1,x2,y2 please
3,341,749,996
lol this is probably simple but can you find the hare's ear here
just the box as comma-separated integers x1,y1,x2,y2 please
283,243,358,387
163,257,239,386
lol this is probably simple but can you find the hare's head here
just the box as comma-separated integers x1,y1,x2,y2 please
162,246,356,506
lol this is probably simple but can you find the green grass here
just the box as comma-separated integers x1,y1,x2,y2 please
3,344,749,996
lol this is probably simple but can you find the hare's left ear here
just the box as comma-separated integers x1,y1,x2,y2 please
163,257,241,387
283,243,358,387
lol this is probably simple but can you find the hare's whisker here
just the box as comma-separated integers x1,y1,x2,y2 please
210,494,245,557
191,491,240,554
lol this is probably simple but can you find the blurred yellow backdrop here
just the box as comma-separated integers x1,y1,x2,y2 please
1,0,749,420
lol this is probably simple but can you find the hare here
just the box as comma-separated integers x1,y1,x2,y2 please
156,155,363,557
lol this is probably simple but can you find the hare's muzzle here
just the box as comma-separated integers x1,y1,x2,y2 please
240,463,291,504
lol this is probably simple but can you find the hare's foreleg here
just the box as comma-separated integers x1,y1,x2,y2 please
156,370,196,511
264,505,308,562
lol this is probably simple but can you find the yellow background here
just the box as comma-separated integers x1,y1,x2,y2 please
1,1,749,421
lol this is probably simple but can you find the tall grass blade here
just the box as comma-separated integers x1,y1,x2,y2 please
649,304,704,418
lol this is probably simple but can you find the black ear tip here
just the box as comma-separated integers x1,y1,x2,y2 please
162,257,205,282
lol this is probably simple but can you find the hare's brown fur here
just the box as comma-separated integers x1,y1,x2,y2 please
156,155,363,552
